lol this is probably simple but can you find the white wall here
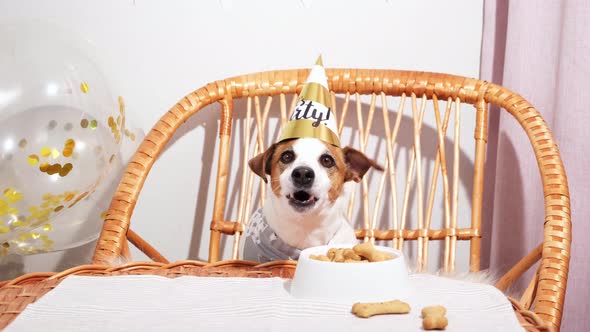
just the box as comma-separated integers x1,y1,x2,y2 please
0,0,483,279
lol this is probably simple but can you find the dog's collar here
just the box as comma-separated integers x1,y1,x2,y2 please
241,208,302,262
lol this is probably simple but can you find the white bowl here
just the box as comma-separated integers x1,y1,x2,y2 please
289,244,410,303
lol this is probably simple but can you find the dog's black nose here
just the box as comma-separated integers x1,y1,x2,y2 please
291,166,315,188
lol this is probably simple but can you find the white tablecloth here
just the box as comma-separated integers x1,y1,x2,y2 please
6,274,523,332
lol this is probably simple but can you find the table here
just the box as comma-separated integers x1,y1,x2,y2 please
0,260,548,331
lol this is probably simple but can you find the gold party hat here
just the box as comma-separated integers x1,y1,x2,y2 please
278,55,340,147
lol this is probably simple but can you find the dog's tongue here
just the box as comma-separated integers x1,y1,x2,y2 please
293,191,311,202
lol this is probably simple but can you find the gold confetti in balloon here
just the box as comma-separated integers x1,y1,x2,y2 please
41,193,61,208
51,148,60,159
41,193,54,200
4,188,23,203
16,233,29,242
40,147,52,158
41,163,59,175
0,200,7,215
68,191,88,208
12,218,29,227
107,116,120,143
3,231,55,255
26,206,52,224
18,139,27,148
62,138,75,157
39,162,49,172
0,199,18,216
28,154,39,166
80,82,89,93
63,191,77,202
102,96,128,144
118,96,126,129
38,162,73,177
58,163,73,177
79,117,100,131
0,187,89,245
124,129,136,141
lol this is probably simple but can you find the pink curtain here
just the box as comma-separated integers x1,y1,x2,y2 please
480,1,589,331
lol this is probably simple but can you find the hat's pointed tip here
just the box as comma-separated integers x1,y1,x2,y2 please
315,54,323,66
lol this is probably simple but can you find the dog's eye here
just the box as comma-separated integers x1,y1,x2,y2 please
280,151,294,164
320,154,335,168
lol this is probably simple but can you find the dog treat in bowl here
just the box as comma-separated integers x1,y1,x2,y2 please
351,299,411,318
352,242,394,262
421,305,448,330
309,242,395,263
343,248,362,261
308,254,330,261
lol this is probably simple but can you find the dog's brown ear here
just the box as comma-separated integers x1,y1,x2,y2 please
343,146,384,183
248,144,277,183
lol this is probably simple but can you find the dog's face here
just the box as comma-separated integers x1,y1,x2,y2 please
249,138,383,214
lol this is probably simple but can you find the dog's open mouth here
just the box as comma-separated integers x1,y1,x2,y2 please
287,191,319,209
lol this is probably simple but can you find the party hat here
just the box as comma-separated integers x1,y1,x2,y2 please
278,56,340,147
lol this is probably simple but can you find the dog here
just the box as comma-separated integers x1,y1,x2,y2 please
239,137,383,262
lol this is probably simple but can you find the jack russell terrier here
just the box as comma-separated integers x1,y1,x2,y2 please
240,137,383,262
239,56,383,262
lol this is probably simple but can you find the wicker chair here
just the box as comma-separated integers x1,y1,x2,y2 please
91,68,571,330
